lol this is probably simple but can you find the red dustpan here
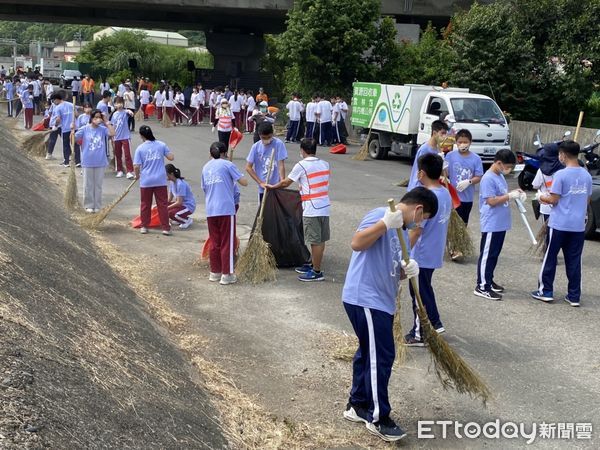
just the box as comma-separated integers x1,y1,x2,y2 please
131,206,163,228
229,127,243,149
330,144,346,154
439,179,461,209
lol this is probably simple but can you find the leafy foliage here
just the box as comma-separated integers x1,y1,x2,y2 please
272,0,380,98
76,30,212,86
0,22,102,56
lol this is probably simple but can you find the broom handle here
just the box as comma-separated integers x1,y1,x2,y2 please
387,199,426,309
514,198,538,245
257,147,277,221
70,98,76,153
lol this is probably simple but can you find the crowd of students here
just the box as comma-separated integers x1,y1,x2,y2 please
341,120,592,442
3,70,593,443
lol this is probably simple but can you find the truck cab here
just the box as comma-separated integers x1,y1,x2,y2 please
417,92,510,162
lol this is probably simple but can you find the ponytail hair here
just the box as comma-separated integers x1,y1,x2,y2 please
139,125,156,141
165,163,184,179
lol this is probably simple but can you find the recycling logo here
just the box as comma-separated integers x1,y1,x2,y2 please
392,93,402,111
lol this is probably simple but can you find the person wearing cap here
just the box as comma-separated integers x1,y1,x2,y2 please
213,98,235,152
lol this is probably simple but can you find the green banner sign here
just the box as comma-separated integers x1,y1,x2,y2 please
350,82,381,128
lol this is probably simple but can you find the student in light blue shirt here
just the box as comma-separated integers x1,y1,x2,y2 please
444,129,484,224
407,120,449,191
405,153,452,346
475,149,524,300
245,121,287,203
342,187,437,442
202,141,248,285
133,126,175,235
166,164,196,230
75,109,116,213
54,98,76,166
4,79,14,117
532,141,593,306
73,102,92,167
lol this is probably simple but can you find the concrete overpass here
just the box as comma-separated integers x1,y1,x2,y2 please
0,0,491,86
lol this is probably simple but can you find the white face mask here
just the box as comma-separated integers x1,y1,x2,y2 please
458,144,470,153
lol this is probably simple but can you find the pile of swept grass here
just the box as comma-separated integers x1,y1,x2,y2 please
91,235,366,449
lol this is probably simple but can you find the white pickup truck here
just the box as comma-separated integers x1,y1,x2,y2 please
351,82,511,162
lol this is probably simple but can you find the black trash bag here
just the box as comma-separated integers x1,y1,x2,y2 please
252,188,311,267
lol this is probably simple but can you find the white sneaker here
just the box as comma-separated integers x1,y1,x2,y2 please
45,153,54,160
93,209,100,213
209,272,222,282
126,172,135,179
140,227,148,234
116,171,124,178
219,274,237,285
179,218,193,229
85,208,94,213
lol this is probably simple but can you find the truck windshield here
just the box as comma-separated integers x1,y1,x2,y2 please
450,98,506,125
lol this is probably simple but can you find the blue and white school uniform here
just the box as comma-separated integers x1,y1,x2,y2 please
407,143,438,191
445,150,484,224
342,207,409,424
476,170,511,292
536,167,592,303
409,186,452,339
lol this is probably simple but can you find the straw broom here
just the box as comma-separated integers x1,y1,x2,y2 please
352,114,377,161
529,221,548,257
80,179,138,229
134,107,144,124
65,98,79,211
387,201,408,365
388,199,491,403
446,209,475,259
236,149,277,284
161,107,172,128
22,130,52,157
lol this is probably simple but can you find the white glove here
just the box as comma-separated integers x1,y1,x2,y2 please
518,191,527,203
382,209,404,230
401,259,419,279
456,179,471,192
211,126,216,133
508,190,522,200
535,191,544,202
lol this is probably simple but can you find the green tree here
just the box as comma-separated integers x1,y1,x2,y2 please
448,0,600,124
274,0,380,97
76,30,212,86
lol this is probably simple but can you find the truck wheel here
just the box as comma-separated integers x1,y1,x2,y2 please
368,138,388,160
584,203,596,239
518,171,533,191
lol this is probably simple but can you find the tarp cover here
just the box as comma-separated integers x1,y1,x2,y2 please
255,188,311,267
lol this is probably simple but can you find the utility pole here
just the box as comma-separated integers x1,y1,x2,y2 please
74,31,83,60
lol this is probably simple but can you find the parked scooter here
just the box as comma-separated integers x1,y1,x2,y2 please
580,130,600,176
516,130,571,190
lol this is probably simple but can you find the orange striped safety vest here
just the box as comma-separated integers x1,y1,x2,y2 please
298,158,330,211
217,108,233,131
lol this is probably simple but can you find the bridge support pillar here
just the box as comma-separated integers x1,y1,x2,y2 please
205,31,265,78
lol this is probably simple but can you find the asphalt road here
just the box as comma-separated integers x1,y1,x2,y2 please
41,117,600,448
